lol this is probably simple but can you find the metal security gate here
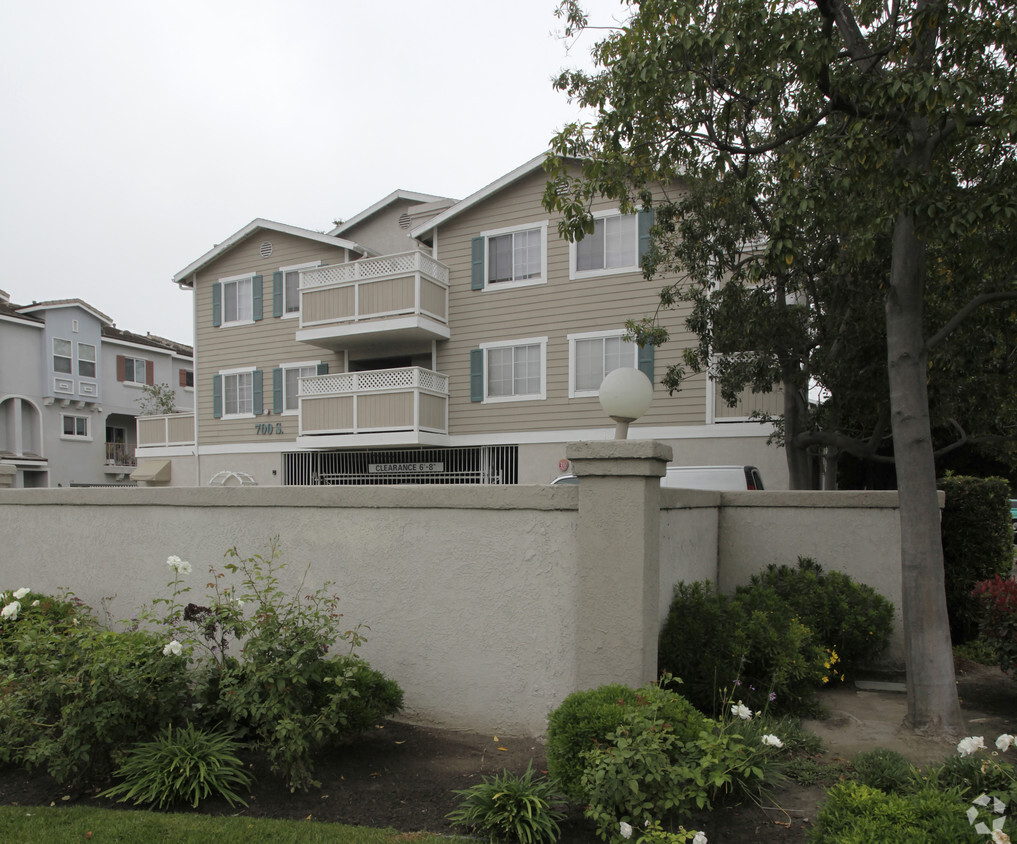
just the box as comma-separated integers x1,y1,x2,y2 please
283,446,518,485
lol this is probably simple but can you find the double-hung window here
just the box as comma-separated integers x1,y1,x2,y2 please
53,338,72,374
568,330,646,397
274,263,317,318
570,209,653,279
213,273,263,327
213,368,262,419
223,276,253,324
471,222,548,291
77,343,96,378
275,362,320,414
471,338,547,403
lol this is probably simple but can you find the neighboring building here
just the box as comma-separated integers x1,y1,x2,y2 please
138,156,785,488
0,290,192,488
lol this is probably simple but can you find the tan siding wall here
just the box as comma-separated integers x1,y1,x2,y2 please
434,169,710,436
194,231,351,447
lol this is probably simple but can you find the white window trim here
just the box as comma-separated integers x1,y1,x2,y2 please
569,209,640,281
219,272,255,327
59,413,91,442
480,220,548,291
567,329,639,398
123,356,149,388
219,366,256,419
279,262,318,320
279,360,321,415
479,336,547,403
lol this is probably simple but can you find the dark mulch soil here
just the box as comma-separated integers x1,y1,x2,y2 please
2,664,1014,843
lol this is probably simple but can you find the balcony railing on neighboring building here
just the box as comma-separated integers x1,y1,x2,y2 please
298,367,448,441
136,414,196,448
296,252,450,347
104,442,137,467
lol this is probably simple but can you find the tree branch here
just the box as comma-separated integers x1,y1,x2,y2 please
926,289,1017,351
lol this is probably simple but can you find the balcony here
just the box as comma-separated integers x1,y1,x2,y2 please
103,442,137,473
297,367,449,448
295,251,450,350
136,414,195,448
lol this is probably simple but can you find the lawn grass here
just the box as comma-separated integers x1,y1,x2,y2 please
0,805,469,843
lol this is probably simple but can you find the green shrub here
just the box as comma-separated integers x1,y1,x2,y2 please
940,475,1015,643
851,748,913,793
579,690,785,840
0,624,191,784
101,723,253,808
746,557,895,676
657,581,827,716
545,682,706,800
166,542,403,792
924,751,1017,814
447,762,565,844
809,780,982,843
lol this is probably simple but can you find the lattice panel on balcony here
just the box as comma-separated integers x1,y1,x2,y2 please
300,368,449,397
300,251,449,288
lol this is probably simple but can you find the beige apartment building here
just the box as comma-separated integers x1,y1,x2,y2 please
136,155,785,488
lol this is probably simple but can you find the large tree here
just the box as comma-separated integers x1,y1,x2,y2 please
545,0,1017,734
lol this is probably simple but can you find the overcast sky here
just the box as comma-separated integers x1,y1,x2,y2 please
0,0,624,347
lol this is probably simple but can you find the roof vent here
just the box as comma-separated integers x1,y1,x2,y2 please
398,213,412,230
260,241,273,257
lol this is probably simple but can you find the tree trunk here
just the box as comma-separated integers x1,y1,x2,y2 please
886,209,964,736
783,376,814,489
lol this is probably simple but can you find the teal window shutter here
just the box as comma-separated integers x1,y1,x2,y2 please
471,237,485,291
253,369,264,415
212,283,222,327
470,349,484,402
316,363,328,375
638,209,654,263
272,272,283,318
272,368,283,414
637,343,655,384
212,375,222,418
253,275,264,321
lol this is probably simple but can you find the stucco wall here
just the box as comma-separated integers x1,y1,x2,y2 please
0,473,912,734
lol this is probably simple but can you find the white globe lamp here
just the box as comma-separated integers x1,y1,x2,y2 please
599,367,653,439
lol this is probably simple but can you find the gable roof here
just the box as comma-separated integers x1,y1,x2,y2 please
328,190,457,237
172,218,371,287
19,298,115,325
409,153,548,239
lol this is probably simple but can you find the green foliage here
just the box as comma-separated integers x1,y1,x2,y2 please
158,542,403,792
657,581,827,716
0,616,191,784
136,382,177,415
851,748,913,794
923,754,1017,814
101,723,253,809
971,575,1017,677
446,762,565,844
545,682,705,800
578,688,785,840
940,476,1016,643
809,781,983,843
747,557,895,677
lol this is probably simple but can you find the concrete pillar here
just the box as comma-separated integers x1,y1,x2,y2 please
0,464,15,488
566,439,672,691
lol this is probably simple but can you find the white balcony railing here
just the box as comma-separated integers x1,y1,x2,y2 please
297,252,450,341
299,367,448,439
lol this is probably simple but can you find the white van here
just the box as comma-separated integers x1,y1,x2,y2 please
661,465,764,491
551,465,764,490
